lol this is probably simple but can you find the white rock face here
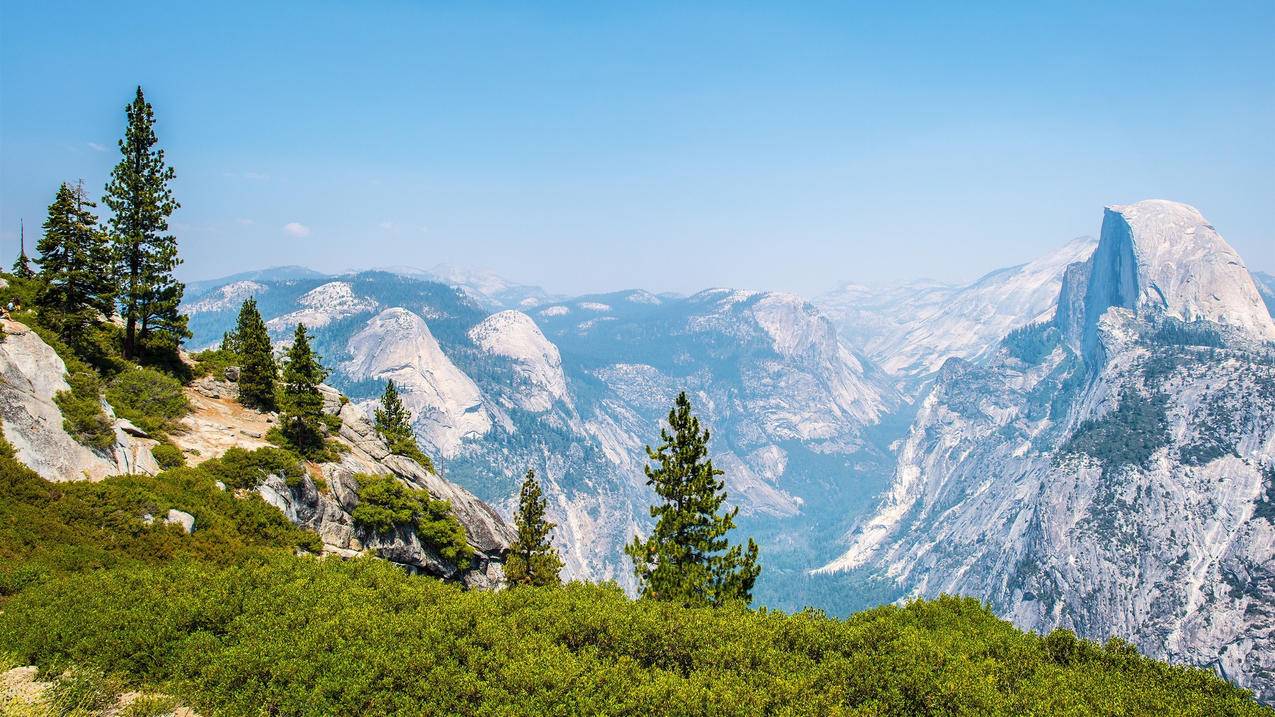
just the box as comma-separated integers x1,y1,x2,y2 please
821,201,1275,701
267,281,378,331
1084,200,1275,345
344,308,490,458
0,321,158,481
468,310,570,413
818,237,1097,381
184,280,266,313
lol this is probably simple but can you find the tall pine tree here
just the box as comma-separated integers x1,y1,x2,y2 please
625,391,760,607
11,219,35,279
505,468,563,587
374,379,434,471
34,182,116,344
234,297,276,410
103,86,187,358
279,323,328,453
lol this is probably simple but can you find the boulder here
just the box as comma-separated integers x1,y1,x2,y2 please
164,509,196,534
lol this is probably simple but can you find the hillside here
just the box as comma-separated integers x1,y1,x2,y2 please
817,200,1275,702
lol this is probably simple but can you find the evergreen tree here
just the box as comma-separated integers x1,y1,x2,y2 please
11,219,35,279
374,379,434,471
505,468,563,587
234,298,276,411
103,86,187,358
625,391,760,607
34,182,116,343
279,323,327,453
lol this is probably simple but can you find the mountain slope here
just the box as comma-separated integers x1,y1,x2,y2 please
818,200,1275,701
817,237,1098,384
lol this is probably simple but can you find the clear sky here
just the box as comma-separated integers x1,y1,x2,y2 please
2,1,1272,296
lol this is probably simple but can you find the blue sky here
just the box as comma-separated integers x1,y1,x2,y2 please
1,1,1272,295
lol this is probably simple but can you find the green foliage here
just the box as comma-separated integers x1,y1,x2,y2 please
190,346,239,379
44,667,121,715
0,450,317,597
104,366,189,437
506,469,563,587
33,181,117,351
1152,319,1224,348
1063,387,1170,472
1002,321,1058,364
0,557,1267,717
233,297,276,410
374,379,434,471
52,362,115,453
351,474,471,568
151,442,185,470
201,446,304,490
279,323,328,456
627,391,760,607
103,86,187,360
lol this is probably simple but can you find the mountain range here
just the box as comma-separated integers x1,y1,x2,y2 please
181,199,1275,699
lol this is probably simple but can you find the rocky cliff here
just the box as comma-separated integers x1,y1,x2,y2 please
819,200,1275,701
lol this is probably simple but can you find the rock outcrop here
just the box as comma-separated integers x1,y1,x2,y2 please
255,393,514,588
0,320,159,481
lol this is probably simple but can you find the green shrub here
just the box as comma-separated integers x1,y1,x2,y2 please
0,557,1266,717
1062,387,1169,471
45,667,121,715
105,366,190,436
190,347,239,380
52,368,115,453
352,474,471,567
151,442,185,470
201,446,305,489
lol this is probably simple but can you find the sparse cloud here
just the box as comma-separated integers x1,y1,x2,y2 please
378,221,397,231
237,218,255,226
87,142,107,152
283,222,311,238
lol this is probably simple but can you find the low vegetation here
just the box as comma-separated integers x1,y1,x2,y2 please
1063,386,1170,471
104,365,190,436
1,555,1267,717
351,474,472,568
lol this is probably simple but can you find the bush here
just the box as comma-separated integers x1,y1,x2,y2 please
190,347,239,380
105,366,190,437
0,557,1266,717
352,474,472,567
151,442,186,470
53,367,115,453
201,446,304,489
1063,387,1169,471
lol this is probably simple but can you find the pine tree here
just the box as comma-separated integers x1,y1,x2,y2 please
505,468,564,587
279,323,327,453
11,219,35,279
34,182,116,343
234,297,276,410
625,391,760,607
374,379,434,471
103,86,187,359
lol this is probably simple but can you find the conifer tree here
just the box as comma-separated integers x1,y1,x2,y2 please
103,86,187,358
374,379,434,471
34,182,116,343
234,297,276,410
626,391,760,607
279,323,327,453
505,468,563,587
11,219,35,279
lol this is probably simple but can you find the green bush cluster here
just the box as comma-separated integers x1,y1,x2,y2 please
1063,387,1170,471
0,446,318,597
200,446,305,489
0,556,1266,717
104,366,190,437
150,442,186,470
52,363,116,453
352,474,472,567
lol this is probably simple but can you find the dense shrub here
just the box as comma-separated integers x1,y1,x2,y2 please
52,364,116,452
352,474,472,567
201,446,304,489
0,451,317,596
151,442,186,470
0,556,1266,717
105,366,190,436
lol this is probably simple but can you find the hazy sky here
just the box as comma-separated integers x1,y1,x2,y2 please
2,1,1272,296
